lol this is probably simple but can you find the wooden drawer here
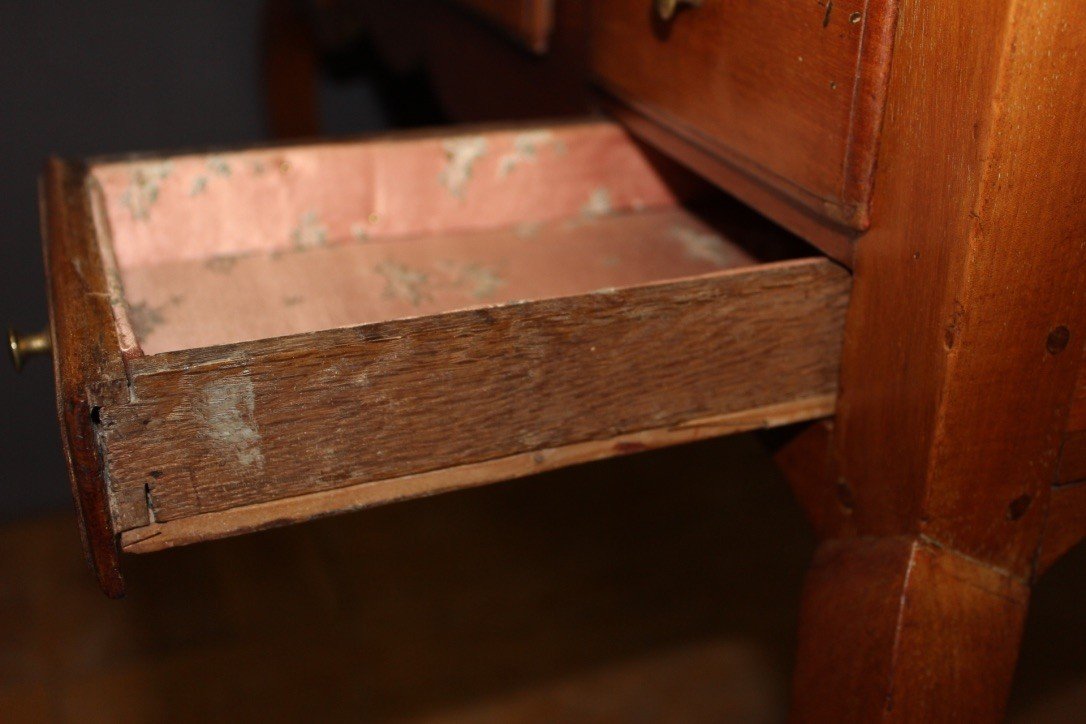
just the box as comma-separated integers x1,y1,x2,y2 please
43,120,849,595
589,0,897,262
450,0,555,53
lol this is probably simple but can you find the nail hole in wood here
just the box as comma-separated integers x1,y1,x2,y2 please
836,479,855,511
1007,494,1032,521
1046,325,1070,354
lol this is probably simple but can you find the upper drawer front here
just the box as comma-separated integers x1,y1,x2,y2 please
589,0,896,233
453,0,555,53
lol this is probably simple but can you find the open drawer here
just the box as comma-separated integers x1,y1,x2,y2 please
43,120,850,595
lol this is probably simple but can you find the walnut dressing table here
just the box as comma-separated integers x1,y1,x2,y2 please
11,1,1086,720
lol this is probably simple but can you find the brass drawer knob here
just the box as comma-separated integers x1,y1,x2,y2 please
655,0,702,21
8,327,52,372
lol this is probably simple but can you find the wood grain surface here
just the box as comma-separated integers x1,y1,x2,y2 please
101,257,849,533
590,0,897,233
599,96,860,267
42,159,129,598
792,0,1086,717
792,536,1029,723
119,395,835,553
833,0,1086,581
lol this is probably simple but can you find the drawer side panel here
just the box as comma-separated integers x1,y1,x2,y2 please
100,258,851,532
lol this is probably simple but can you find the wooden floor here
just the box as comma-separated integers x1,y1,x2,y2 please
2,434,1086,722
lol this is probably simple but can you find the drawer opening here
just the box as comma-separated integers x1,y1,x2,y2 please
88,120,813,358
60,120,848,556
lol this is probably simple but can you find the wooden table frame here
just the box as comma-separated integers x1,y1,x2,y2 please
777,1,1086,720
34,0,1086,719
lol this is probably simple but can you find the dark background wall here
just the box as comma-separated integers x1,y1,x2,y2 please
0,2,388,520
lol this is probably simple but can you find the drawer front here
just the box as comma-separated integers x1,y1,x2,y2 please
452,0,555,52
590,0,897,235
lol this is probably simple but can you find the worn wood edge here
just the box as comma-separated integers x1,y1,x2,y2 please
42,158,129,597
118,394,835,553
838,0,899,227
597,94,858,267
